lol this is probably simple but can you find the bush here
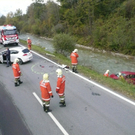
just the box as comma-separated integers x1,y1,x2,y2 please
53,33,76,56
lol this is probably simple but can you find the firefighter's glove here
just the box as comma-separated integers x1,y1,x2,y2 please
51,95,54,98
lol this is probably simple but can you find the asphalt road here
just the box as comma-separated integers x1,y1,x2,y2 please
0,44,135,135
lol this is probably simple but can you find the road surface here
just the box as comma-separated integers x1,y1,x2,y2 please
0,44,135,135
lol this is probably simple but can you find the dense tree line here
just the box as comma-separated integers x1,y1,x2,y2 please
0,0,135,55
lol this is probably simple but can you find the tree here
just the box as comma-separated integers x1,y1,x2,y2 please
5,12,14,24
32,0,44,3
53,33,75,56
14,9,23,17
0,15,6,25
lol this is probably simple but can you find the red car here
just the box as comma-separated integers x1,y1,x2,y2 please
110,71,135,84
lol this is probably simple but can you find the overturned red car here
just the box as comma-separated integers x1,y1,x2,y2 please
110,71,135,85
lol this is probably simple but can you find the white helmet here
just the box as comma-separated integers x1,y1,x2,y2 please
14,58,19,64
119,72,121,76
43,73,49,81
73,49,78,53
28,37,30,39
56,69,62,76
105,70,109,74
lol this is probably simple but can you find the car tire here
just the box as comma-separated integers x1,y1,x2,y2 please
18,58,23,65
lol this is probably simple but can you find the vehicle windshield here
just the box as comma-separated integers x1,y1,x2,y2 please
22,48,30,53
3,29,17,35
116,72,126,77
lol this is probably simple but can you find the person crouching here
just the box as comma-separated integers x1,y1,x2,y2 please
104,70,109,77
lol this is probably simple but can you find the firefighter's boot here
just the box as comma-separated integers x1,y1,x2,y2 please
74,69,78,73
45,107,52,113
59,101,63,104
43,104,46,112
59,101,66,107
72,67,75,72
18,80,23,84
15,82,20,87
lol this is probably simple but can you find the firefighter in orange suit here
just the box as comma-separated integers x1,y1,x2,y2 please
56,69,66,107
70,49,79,73
104,70,109,77
40,73,53,112
12,58,23,87
27,37,32,50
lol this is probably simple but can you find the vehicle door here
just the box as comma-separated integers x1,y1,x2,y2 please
125,74,135,84
0,51,3,63
131,75,135,84
0,31,2,44
0,50,7,63
10,50,19,62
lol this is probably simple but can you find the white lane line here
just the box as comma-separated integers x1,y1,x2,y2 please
71,72,135,106
19,44,135,106
33,92,69,135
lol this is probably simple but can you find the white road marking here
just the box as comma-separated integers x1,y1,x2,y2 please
33,92,69,135
19,44,135,106
72,72,135,106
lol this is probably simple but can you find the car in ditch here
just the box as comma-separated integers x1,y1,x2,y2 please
0,47,33,65
110,71,135,85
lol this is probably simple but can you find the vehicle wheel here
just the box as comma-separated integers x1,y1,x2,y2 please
18,58,23,65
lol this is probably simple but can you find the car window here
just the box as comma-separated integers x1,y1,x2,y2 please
11,50,19,54
126,75,131,79
2,51,6,55
130,75,135,79
116,72,126,78
121,73,126,77
125,74,135,79
22,48,29,53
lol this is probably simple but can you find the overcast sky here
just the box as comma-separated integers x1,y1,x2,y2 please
0,0,59,17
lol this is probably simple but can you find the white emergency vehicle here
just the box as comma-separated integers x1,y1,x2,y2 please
0,26,3,44
0,24,19,47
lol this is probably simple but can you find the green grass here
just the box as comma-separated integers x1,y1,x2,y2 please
20,39,135,101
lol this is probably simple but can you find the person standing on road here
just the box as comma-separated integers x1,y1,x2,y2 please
40,73,53,113
5,48,11,67
56,69,66,107
27,37,32,50
12,58,23,87
70,49,79,73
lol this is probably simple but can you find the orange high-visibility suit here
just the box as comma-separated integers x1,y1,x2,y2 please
56,75,65,96
70,52,79,65
104,70,109,77
27,39,32,50
12,63,21,78
104,73,109,77
40,80,53,101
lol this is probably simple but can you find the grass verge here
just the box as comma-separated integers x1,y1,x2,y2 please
20,39,135,101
